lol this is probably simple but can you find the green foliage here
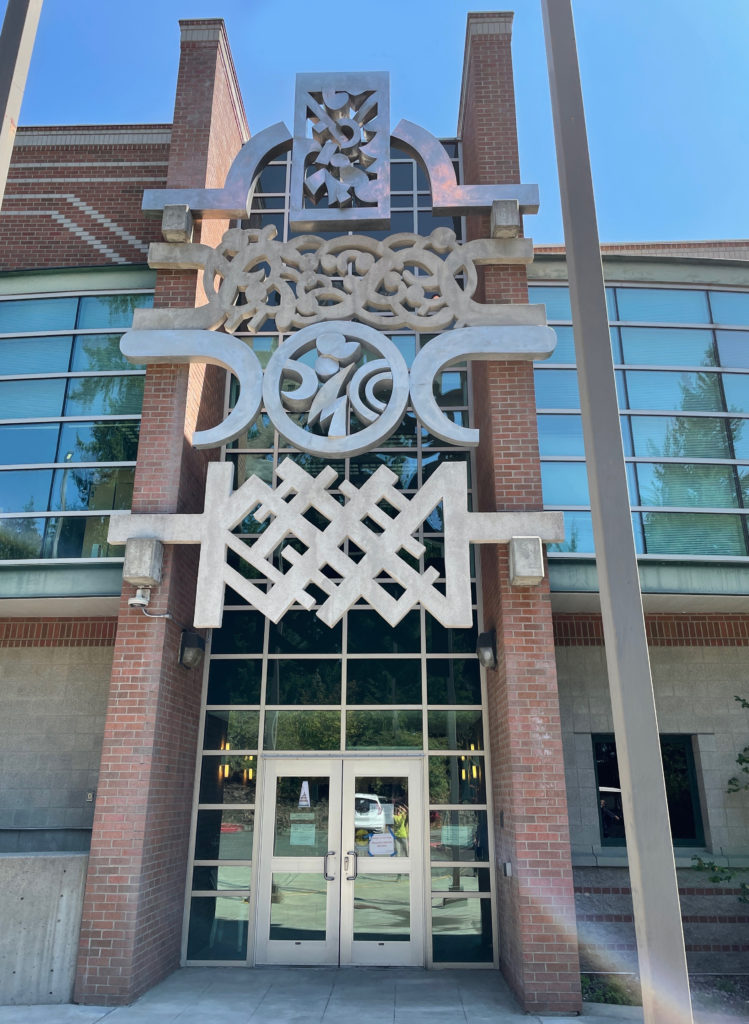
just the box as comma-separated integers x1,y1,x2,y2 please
692,856,749,904
581,974,641,1006
727,695,749,794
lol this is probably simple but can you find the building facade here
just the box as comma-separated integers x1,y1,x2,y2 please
0,13,747,1013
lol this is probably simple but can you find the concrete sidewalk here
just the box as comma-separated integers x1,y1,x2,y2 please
0,967,723,1024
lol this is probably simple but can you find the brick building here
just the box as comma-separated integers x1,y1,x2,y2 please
0,12,747,1013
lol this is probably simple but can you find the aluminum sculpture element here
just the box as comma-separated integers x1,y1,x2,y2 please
289,72,390,231
134,226,541,335
120,321,556,453
108,459,564,629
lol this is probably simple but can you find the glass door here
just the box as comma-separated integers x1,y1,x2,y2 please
255,757,423,966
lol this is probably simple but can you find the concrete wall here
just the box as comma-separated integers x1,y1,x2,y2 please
0,853,87,1004
0,645,112,846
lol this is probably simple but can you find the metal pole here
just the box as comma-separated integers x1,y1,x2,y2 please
539,2,693,1021
0,0,43,212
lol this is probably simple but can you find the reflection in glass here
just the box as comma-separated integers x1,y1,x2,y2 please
636,463,738,508
432,897,493,962
265,659,341,705
430,866,491,892
210,612,265,654
547,511,595,554
709,291,749,327
346,710,422,750
198,755,257,804
194,809,254,860
641,512,746,556
426,659,482,705
533,369,580,409
0,469,52,512
0,335,72,375
541,462,589,506
537,414,585,456
51,466,134,511
192,865,252,891
616,287,709,324
203,710,260,751
71,334,137,371
722,373,749,414
629,416,732,459
619,327,715,366
77,293,151,329
347,659,421,705
716,330,749,368
65,375,144,416
0,378,66,419
273,776,330,856
40,515,123,558
354,875,410,941
0,296,78,332
353,777,408,857
270,873,327,941
624,370,722,412
347,610,420,653
269,612,342,654
425,616,477,654
206,660,262,704
263,710,341,751
0,423,59,466
429,810,489,862
349,452,418,489
429,756,486,804
0,516,45,558
187,895,248,960
428,711,483,750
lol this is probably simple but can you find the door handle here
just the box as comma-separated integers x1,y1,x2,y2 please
346,849,358,881
323,850,335,881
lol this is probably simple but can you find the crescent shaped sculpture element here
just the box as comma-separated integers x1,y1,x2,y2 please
263,322,409,457
409,325,557,446
119,329,263,449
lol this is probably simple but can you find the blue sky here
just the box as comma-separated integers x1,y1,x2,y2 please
4,0,748,245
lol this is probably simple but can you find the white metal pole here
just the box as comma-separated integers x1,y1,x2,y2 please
539,2,693,1021
0,0,43,212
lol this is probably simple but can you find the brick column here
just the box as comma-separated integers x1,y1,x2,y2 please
74,21,248,1005
460,13,581,1014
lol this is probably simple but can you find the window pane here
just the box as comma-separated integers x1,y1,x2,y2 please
429,755,486,803
537,415,585,456
432,897,493,963
71,334,137,372
716,330,749,368
731,420,749,460
198,755,257,804
210,612,265,654
636,464,739,508
528,286,571,321
346,659,421,705
425,616,477,654
265,659,341,705
426,659,481,705
547,511,595,554
431,867,491,892
642,512,746,556
269,612,342,654
186,895,248,961
429,810,489,862
709,291,749,327
541,462,589,506
203,711,260,751
0,424,58,465
77,293,151,329
51,466,134,511
619,327,715,367
192,866,252,891
722,373,749,413
629,416,732,459
194,808,254,860
40,516,124,558
57,421,139,462
64,375,144,415
0,517,45,558
347,610,420,654
0,378,66,418
0,469,52,512
390,163,414,191
543,325,576,363
616,288,709,324
263,710,340,751
0,336,72,375
427,711,483,750
349,452,418,489
0,296,78,332
206,660,262,705
346,710,422,749
624,371,722,412
354,875,410,942
257,163,287,193
534,369,580,409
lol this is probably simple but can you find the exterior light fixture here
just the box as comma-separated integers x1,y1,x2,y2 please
179,630,205,670
476,629,497,670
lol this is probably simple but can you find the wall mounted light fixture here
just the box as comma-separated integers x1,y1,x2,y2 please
179,630,205,670
476,629,497,670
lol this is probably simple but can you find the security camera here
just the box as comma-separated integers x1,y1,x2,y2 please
128,587,152,608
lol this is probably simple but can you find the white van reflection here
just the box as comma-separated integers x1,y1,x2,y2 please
354,793,384,831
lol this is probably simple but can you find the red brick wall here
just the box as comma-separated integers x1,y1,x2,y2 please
537,240,749,261
554,613,749,646
73,20,247,1006
0,618,116,646
460,13,581,1014
0,126,168,271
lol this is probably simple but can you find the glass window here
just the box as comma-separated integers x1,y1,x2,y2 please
390,163,414,191
635,464,739,509
528,285,571,321
429,810,489,862
547,510,596,554
186,896,248,961
203,711,260,752
432,898,493,963
623,370,723,412
709,291,749,327
541,462,589,506
0,469,52,512
429,755,486,803
716,330,749,368
257,163,287,193
77,293,152,329
629,415,732,459
57,420,139,462
64,375,144,415
265,659,341,705
40,515,124,559
346,709,423,749
722,373,749,414
616,288,710,324
427,711,483,750
0,378,66,418
641,512,746,556
537,415,585,456
0,423,59,465
0,336,72,375
198,755,257,804
425,617,477,655
210,612,266,654
0,516,45,558
70,333,138,372
347,610,420,654
619,327,715,367
534,369,580,409
269,612,342,655
194,808,254,861
426,659,481,705
593,734,704,846
51,466,134,511
543,325,576,364
0,296,78,333
731,420,749,460
263,710,340,750
206,660,262,705
346,659,421,705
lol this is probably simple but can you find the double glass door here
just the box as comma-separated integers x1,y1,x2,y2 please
256,757,423,965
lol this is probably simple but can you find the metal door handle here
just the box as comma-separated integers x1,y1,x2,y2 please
346,849,358,881
323,850,335,881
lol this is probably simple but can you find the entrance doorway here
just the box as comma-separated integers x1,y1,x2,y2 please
255,758,424,966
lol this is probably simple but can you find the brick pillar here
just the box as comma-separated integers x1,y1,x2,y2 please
460,13,581,1014
74,20,248,1005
